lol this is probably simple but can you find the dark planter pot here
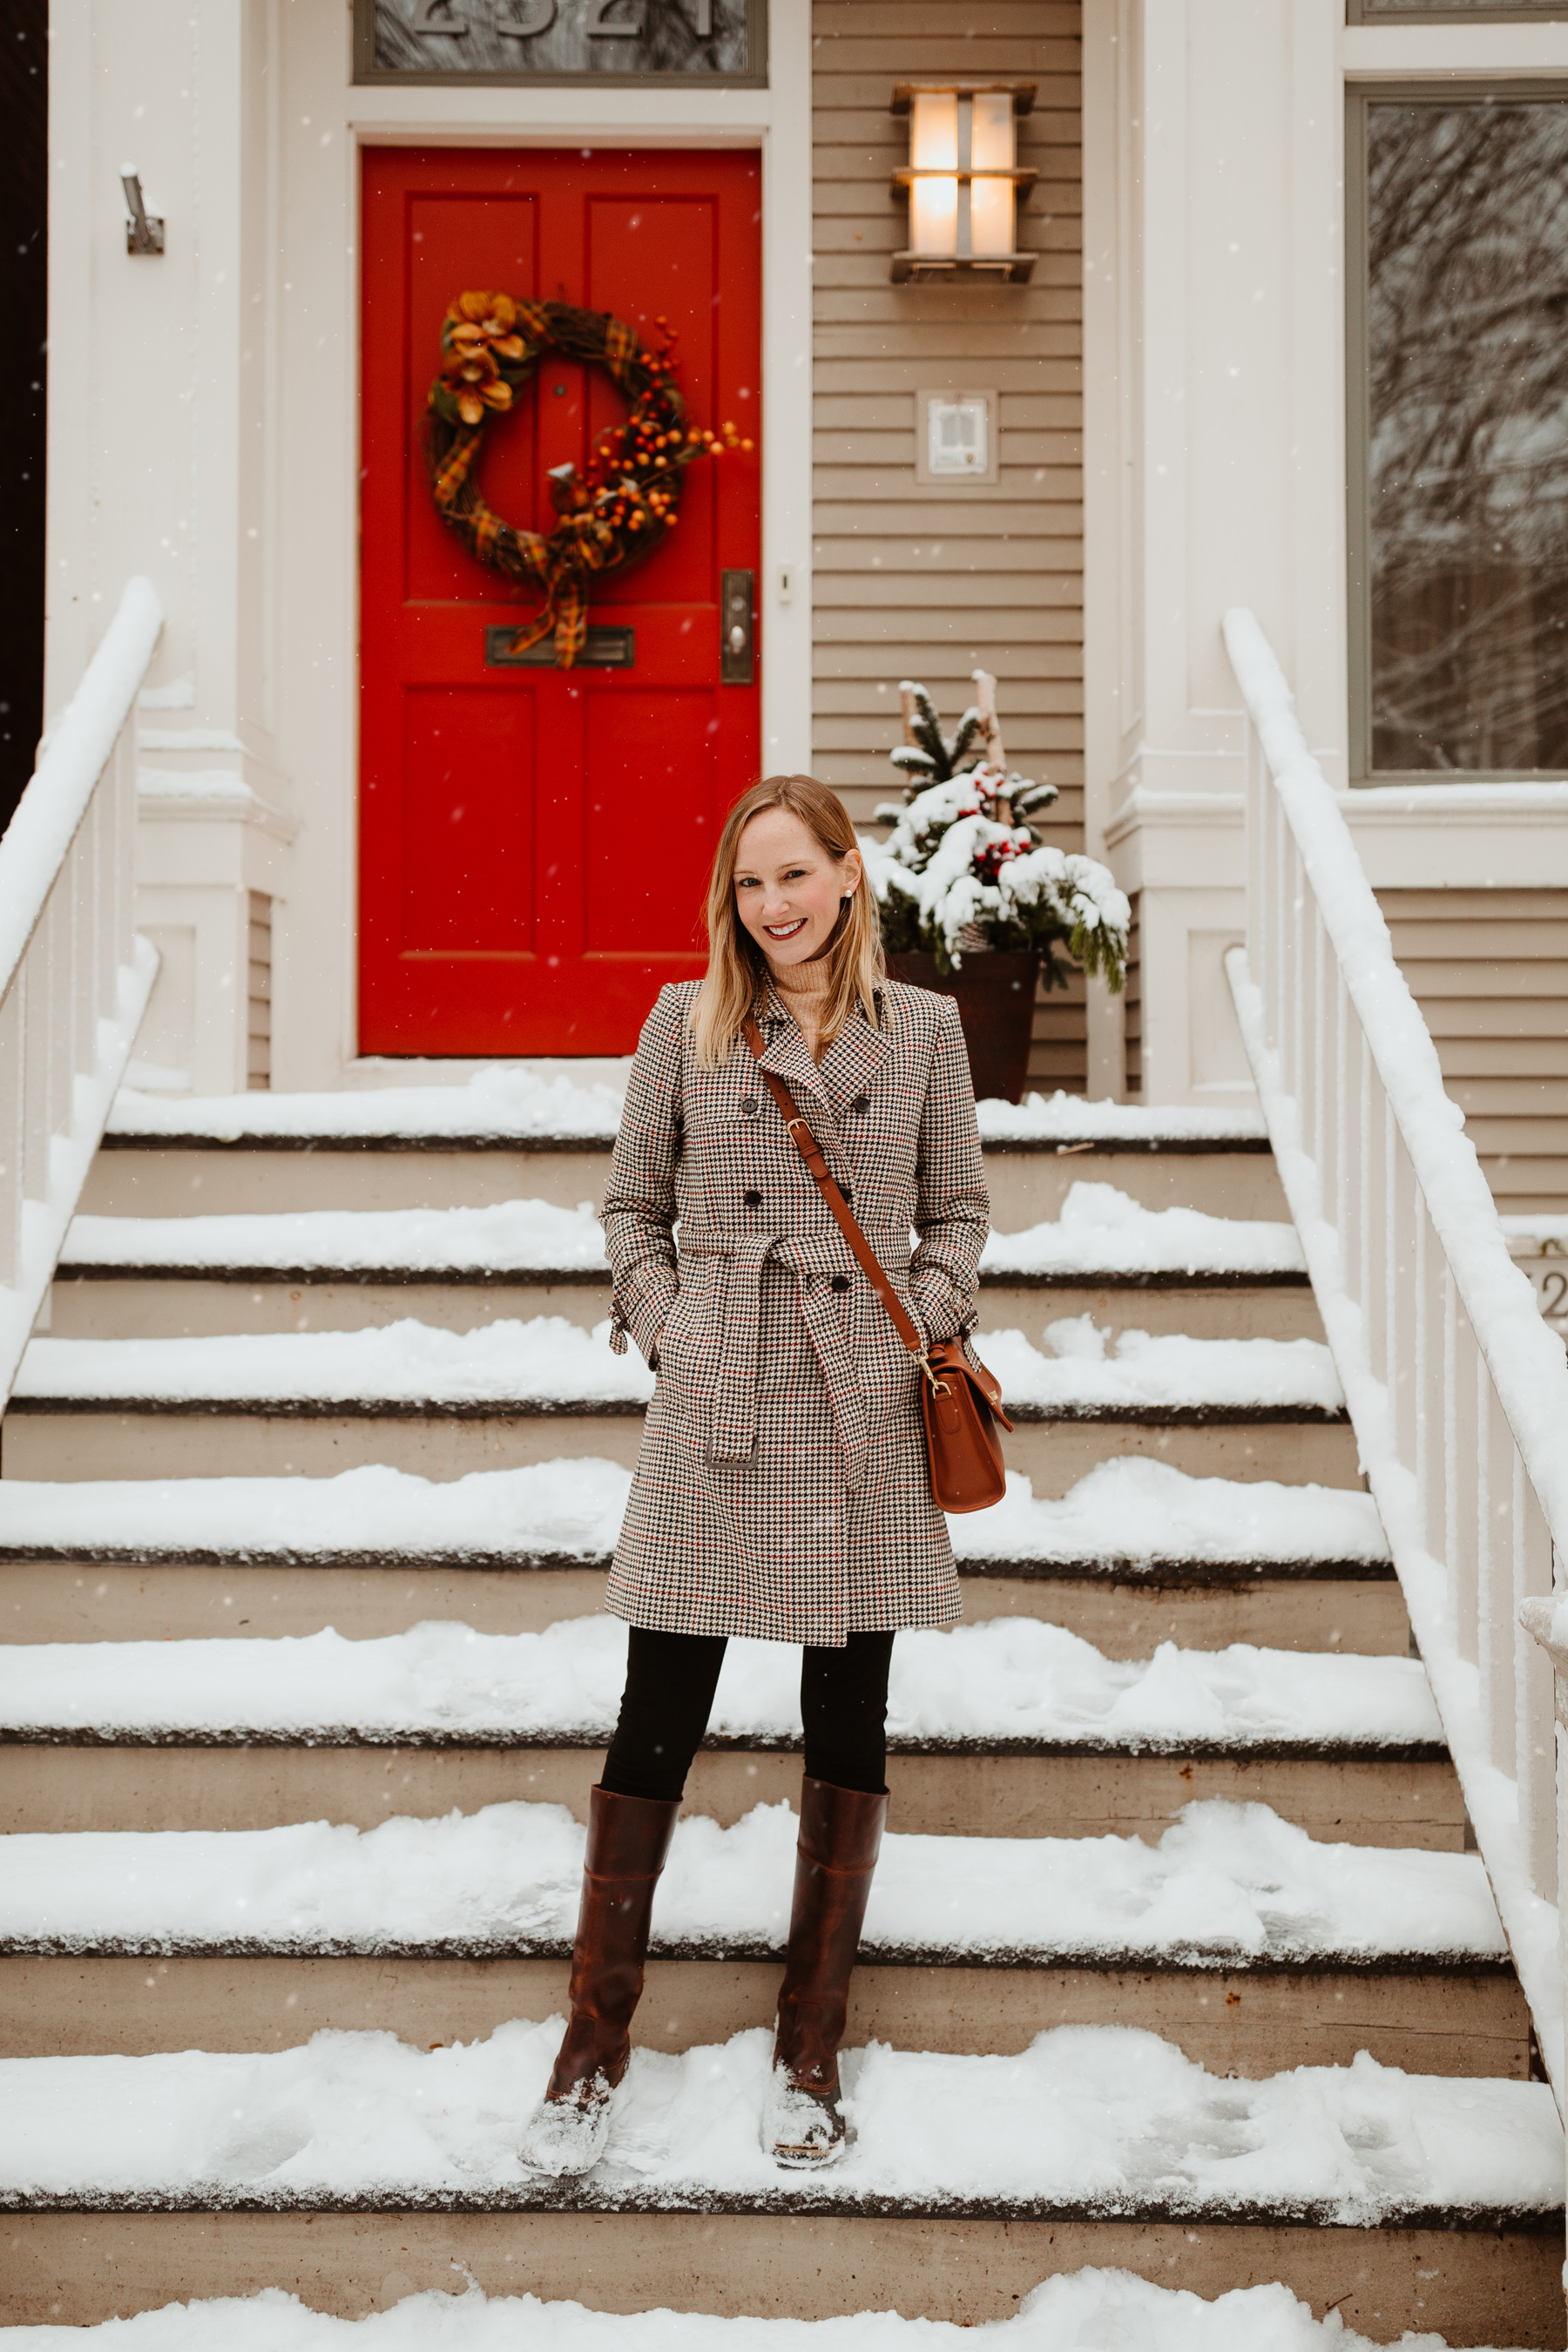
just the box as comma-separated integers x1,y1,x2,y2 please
885,949,1039,1105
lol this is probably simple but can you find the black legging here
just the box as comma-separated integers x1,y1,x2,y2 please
600,1625,896,1803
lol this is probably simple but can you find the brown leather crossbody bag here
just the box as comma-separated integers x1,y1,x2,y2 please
741,1015,1011,1514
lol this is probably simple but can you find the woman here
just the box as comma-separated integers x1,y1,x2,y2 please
520,774,990,2177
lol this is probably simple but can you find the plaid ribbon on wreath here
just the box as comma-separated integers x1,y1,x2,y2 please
420,293,748,669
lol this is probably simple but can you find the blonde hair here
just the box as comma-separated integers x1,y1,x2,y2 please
689,775,885,1068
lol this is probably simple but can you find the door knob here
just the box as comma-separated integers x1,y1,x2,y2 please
721,568,754,686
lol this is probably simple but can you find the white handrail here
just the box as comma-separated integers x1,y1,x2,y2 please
1222,606,1566,2098
0,578,162,1405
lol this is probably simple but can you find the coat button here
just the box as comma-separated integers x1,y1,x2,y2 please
741,1095,759,1116
831,1274,850,1293
744,1188,762,1206
840,1184,853,1208
852,1093,871,1114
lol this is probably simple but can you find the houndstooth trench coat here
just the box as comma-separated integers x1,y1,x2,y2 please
601,976,990,1646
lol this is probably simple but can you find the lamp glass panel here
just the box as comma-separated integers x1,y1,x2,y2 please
910,90,958,170
970,91,1015,170
910,173,958,256
970,178,1014,256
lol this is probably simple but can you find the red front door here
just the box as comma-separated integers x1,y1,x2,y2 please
359,146,762,1056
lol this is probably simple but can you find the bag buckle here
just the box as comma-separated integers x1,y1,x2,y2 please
917,1351,950,1396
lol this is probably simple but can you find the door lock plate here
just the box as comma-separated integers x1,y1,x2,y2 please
721,569,754,686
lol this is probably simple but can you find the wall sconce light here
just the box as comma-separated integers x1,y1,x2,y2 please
121,166,165,256
890,84,1036,285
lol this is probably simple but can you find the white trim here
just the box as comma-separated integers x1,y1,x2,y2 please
1343,24,1568,78
760,0,813,775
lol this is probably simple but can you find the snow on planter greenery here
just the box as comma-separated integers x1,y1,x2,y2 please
865,681,1129,984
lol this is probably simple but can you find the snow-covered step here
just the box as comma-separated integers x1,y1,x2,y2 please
0,2026,1559,2344
0,2280,1543,2352
3,1319,1360,1492
0,1616,1441,1751
87,1086,1290,1227
50,1183,1319,1347
1,1617,1461,1850
0,1800,1526,2080
0,1459,1405,1658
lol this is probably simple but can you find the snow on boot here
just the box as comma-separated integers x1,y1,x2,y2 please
517,1784,679,2177
763,1775,888,2170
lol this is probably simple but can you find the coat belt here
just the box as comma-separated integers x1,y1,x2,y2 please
678,1230,903,1492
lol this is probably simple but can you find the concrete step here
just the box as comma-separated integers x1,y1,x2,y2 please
0,2025,1559,2340
0,1456,1402,1655
3,1740,1462,1847
1,1400,1362,1490
2,1319,1359,1490
6,2205,1563,2342
87,1088,1288,1227
0,1552,1409,1655
4,1948,1528,2078
47,1270,1324,1344
0,1799,1516,2072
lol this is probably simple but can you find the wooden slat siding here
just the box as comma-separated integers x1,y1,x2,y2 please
1375,889,1568,1213
247,892,272,1094
811,0,1085,841
1124,895,1142,1098
813,1,1085,1095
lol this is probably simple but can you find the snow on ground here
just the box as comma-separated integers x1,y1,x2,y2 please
978,1185,1302,1279
0,2276,1533,2352
108,1068,625,1143
974,1093,1265,1144
63,1200,611,1274
13,1318,655,1406
986,1321,1343,1413
0,2024,1556,2215
12,1317,1342,1413
0,1458,635,1560
63,1183,1301,1281
0,1799,1501,1963
0,1457,1386,1569
105,1079,1267,1150
952,1461,1385,1565
0,1617,1443,1747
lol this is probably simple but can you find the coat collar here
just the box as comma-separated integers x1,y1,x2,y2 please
751,977,892,1138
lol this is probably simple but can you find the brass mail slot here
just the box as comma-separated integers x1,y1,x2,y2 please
485,625,636,669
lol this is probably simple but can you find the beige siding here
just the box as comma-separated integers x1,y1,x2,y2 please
247,892,272,1093
811,0,1084,845
1123,896,1142,1098
1376,889,1568,1213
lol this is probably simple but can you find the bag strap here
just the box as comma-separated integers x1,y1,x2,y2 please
740,1012,936,1380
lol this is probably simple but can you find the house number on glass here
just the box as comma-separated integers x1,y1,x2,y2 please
358,0,760,83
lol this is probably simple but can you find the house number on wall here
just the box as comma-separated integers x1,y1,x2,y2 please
358,0,760,82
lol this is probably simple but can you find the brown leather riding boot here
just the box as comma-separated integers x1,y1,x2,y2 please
517,1784,679,2176
764,1775,889,2168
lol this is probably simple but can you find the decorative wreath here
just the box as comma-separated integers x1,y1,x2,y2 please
422,292,751,667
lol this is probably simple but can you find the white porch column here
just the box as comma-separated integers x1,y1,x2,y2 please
46,0,292,1095
1081,0,1345,1104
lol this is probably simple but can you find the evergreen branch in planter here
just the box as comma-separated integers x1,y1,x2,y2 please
868,679,1130,988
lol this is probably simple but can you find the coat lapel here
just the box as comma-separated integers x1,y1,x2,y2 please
754,978,836,1135
820,999,893,1110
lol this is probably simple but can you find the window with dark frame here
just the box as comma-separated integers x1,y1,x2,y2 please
1350,88,1568,778
1349,5,1568,22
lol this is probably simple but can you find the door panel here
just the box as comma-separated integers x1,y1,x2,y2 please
361,146,762,1056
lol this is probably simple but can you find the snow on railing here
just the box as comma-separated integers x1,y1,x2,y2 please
0,578,161,1405
1221,606,1567,2099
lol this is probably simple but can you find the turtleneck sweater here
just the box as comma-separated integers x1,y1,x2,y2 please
768,952,836,1063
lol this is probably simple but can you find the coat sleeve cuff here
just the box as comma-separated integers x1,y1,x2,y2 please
909,1265,976,1347
612,1274,679,1369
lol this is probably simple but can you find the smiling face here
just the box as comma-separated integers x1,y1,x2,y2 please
733,807,862,969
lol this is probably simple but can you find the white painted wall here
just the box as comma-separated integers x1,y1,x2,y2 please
47,0,814,1093
1081,0,1568,1106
